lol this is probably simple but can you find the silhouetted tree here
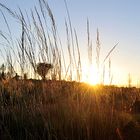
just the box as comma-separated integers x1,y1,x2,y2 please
23,73,27,80
37,63,53,80
0,64,6,80
13,73,20,80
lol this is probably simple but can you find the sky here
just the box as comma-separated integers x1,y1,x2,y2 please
0,0,140,86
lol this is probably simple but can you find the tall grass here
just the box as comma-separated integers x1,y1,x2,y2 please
0,1,139,140
0,0,118,83
0,79,139,140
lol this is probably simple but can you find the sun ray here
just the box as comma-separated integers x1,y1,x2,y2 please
81,64,99,85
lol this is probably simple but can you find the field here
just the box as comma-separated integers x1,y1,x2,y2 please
0,79,140,140
0,0,140,140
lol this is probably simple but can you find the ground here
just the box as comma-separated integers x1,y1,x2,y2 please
0,79,140,140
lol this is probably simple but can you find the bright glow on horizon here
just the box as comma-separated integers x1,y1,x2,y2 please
81,64,99,85
81,64,132,86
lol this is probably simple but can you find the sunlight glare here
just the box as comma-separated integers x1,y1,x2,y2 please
82,64,99,85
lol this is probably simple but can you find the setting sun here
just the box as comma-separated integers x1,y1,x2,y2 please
82,64,99,85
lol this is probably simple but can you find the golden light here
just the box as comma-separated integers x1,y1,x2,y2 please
81,64,99,85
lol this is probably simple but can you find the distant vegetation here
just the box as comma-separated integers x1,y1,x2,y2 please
37,63,53,80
